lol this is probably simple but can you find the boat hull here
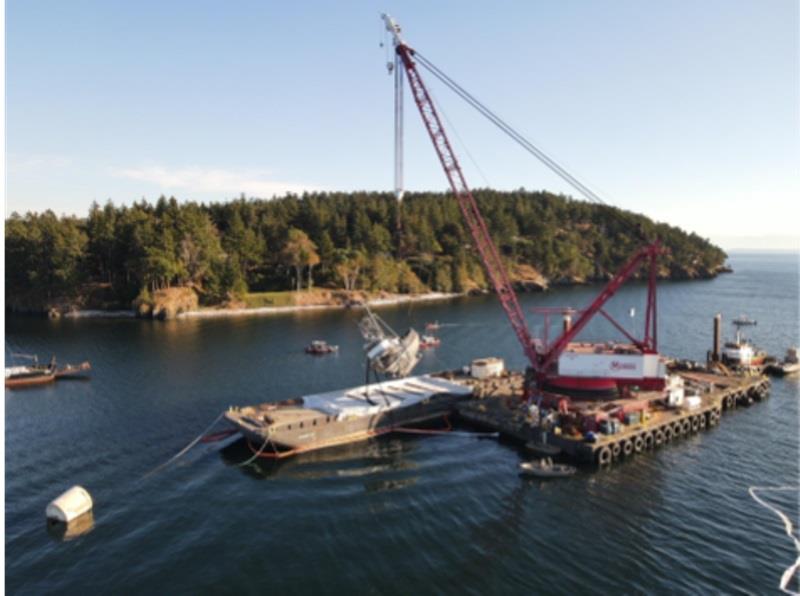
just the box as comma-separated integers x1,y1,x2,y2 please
5,373,56,388
767,362,800,376
227,393,463,456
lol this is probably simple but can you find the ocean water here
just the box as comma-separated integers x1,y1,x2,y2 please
5,252,799,594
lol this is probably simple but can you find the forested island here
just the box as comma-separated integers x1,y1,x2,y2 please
5,189,728,318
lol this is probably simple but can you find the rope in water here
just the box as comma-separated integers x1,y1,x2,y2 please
393,428,499,438
237,434,273,467
748,485,800,595
141,412,227,479
200,429,238,443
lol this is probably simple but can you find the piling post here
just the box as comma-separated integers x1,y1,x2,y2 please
712,314,722,362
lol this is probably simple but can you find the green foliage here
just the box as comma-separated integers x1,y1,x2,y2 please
5,190,727,309
242,291,296,308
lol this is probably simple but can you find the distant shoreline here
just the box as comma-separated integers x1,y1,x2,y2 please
178,291,461,319
60,292,463,320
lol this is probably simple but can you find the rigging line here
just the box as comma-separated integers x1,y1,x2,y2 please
426,83,493,188
141,412,226,479
237,434,272,467
412,51,652,244
413,51,608,206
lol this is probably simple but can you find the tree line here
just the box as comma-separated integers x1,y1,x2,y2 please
5,190,727,310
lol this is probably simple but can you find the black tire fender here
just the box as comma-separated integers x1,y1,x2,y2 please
622,439,634,457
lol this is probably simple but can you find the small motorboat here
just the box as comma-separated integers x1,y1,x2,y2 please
767,348,800,376
425,321,441,332
518,458,576,479
420,334,440,350
305,340,339,355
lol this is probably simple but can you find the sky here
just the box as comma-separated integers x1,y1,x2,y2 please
5,0,799,251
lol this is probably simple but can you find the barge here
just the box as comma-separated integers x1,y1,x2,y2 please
455,365,771,466
225,374,473,457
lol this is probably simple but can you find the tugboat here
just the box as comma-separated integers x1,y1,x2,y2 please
304,340,339,355
721,316,767,367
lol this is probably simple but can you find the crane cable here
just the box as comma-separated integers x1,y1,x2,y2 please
413,50,607,206
410,49,651,244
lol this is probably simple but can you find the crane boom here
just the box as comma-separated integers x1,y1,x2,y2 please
382,14,665,389
383,14,539,367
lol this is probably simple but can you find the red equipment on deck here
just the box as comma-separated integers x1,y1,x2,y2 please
382,15,667,398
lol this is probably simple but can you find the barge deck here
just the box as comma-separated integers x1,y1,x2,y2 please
454,370,771,465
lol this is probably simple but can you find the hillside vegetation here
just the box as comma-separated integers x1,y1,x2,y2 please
5,190,727,315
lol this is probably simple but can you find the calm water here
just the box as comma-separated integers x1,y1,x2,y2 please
5,252,799,594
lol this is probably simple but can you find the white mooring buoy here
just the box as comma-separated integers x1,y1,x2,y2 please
46,486,93,523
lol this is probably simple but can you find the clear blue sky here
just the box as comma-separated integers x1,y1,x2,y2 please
5,0,798,250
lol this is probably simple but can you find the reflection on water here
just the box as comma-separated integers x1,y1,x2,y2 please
46,512,95,542
5,253,799,594
219,435,419,484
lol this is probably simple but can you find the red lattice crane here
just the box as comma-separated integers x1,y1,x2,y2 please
382,14,664,393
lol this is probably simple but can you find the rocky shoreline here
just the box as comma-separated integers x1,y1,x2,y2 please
7,264,732,321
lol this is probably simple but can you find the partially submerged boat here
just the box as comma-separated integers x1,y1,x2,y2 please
518,459,576,478
225,374,473,457
359,307,421,377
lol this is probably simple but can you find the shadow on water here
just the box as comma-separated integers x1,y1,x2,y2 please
219,436,420,487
